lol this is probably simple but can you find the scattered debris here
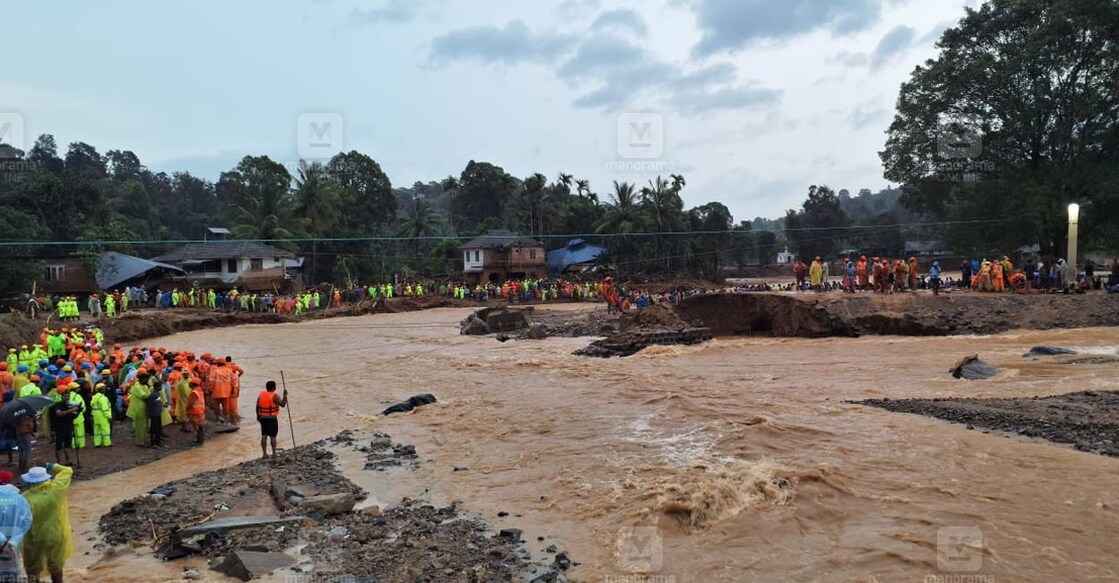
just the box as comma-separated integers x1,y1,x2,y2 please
213,550,296,582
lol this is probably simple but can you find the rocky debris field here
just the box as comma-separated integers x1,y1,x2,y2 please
855,390,1119,456
98,430,572,582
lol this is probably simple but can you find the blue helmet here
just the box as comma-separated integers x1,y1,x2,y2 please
933,261,940,268
47,365,58,373
81,362,91,369
38,359,48,366
17,364,27,372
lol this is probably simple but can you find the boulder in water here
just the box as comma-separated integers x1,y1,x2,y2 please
951,354,998,380
460,314,490,335
1023,346,1077,358
381,393,438,416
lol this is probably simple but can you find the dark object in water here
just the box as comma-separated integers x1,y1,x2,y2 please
1023,346,1077,357
951,354,998,380
381,394,438,416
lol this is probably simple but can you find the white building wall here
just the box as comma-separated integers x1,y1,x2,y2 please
463,249,485,271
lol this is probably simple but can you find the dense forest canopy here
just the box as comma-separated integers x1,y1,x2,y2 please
2,0,1116,294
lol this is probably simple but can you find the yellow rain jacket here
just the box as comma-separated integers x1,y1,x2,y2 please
22,464,73,576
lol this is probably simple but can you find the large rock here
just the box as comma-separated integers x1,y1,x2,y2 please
299,493,356,516
460,314,490,335
1023,346,1077,357
951,354,999,380
381,393,437,416
213,550,295,581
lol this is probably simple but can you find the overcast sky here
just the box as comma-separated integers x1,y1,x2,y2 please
5,0,979,222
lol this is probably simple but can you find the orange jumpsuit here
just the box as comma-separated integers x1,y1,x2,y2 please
992,262,1004,292
227,361,244,423
208,365,234,421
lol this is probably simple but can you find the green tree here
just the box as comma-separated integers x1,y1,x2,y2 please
449,161,516,233
784,185,850,260
218,155,297,242
293,160,342,282
880,0,1119,257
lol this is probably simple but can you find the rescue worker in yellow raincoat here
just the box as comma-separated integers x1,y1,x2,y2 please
21,462,73,583
126,369,153,446
91,383,113,447
809,257,824,290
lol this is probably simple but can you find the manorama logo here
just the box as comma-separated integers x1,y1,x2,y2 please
617,112,663,159
297,113,344,159
0,113,26,158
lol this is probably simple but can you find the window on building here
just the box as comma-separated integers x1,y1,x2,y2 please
530,249,537,259
43,265,65,282
474,250,480,262
227,259,238,273
250,258,264,271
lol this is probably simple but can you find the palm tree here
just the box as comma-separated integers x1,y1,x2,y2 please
557,172,573,191
595,181,641,233
229,186,297,241
640,176,686,270
400,198,440,254
293,160,341,282
575,179,591,197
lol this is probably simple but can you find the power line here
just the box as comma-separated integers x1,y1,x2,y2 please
0,218,1018,248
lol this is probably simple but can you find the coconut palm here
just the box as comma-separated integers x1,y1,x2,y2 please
293,160,341,282
400,198,441,253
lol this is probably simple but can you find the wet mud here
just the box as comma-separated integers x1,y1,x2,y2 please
856,390,1119,456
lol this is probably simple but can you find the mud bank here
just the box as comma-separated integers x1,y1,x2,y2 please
856,390,1119,456
98,430,573,582
0,296,477,348
674,291,1119,337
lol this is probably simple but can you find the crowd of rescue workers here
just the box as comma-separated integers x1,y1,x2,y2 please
0,323,292,582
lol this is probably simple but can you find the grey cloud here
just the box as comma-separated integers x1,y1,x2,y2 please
429,21,575,65
691,0,881,56
349,0,420,25
870,25,917,68
558,34,779,114
555,0,602,19
557,34,650,79
827,25,918,71
919,21,954,45
589,9,648,37
848,102,887,129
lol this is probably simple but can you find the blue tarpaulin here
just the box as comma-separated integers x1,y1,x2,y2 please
546,238,607,274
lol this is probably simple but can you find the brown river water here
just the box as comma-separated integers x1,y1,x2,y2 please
65,305,1119,582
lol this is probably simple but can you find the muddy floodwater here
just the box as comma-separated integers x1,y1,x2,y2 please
68,304,1119,582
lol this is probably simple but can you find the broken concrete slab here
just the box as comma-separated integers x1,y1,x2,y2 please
213,550,296,581
298,493,356,516
177,515,307,540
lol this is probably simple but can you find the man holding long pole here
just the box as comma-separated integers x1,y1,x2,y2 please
255,380,288,460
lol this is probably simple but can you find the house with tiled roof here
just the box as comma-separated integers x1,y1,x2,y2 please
151,240,298,291
460,230,545,285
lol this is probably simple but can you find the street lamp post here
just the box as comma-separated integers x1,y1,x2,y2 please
1067,203,1079,289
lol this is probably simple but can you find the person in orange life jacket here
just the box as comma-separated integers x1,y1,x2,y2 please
256,381,288,459
187,380,207,445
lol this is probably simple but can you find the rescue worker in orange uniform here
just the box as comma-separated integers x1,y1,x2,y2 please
991,260,1005,292
224,356,244,424
856,256,869,290
256,380,288,459
908,257,919,290
187,379,206,444
207,359,234,423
